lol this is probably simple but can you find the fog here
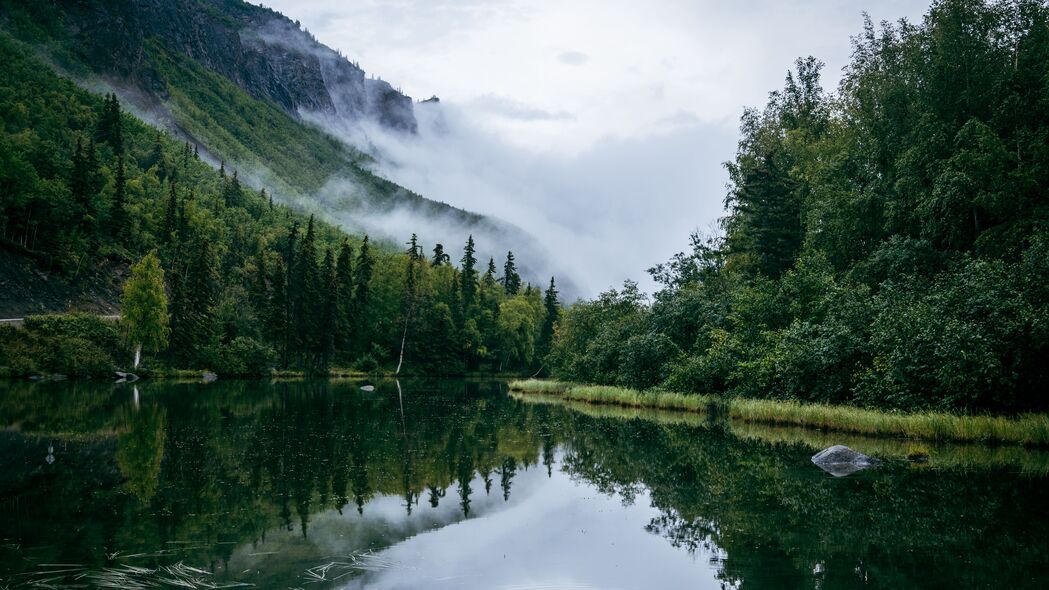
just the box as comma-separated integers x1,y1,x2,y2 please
264,0,933,298
309,100,732,298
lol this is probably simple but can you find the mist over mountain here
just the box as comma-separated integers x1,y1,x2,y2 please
0,0,569,294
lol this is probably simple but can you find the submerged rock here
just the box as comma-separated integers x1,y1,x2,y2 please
811,445,878,477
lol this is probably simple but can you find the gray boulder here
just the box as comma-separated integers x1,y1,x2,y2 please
202,372,218,383
811,445,878,477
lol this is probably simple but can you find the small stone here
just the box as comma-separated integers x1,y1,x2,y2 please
811,445,878,477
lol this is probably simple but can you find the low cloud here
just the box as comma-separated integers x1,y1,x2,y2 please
313,100,732,299
467,94,576,122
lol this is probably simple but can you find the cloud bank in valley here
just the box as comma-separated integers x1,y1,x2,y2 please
265,0,933,298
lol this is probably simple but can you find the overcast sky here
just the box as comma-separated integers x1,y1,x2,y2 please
263,0,931,297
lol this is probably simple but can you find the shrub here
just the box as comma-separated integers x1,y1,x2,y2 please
617,332,681,390
212,337,275,376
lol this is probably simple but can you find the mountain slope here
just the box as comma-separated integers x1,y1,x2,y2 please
0,0,543,266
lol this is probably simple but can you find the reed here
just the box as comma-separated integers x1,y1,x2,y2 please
507,380,1049,446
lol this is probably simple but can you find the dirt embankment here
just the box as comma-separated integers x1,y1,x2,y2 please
0,250,125,317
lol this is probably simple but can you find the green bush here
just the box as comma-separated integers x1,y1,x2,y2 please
617,332,681,390
212,337,276,376
23,313,124,359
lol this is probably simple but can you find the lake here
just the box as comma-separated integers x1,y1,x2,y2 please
1,379,1048,589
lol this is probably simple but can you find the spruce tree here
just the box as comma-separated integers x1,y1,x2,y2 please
431,243,450,266
502,251,521,295
111,153,128,241
320,248,338,370
292,216,321,367
351,235,374,358
483,257,497,289
538,277,560,361
406,233,421,261
334,241,354,354
162,182,178,242
269,255,291,367
460,235,478,310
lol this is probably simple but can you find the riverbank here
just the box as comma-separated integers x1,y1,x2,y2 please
508,380,1049,446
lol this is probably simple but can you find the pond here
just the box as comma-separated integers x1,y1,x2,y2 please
1,379,1047,589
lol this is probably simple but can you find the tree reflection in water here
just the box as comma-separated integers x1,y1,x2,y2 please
0,379,1046,589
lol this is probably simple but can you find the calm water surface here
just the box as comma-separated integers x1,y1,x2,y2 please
1,379,1047,589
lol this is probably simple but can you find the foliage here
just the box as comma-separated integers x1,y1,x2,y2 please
547,0,1049,413
0,33,558,377
121,251,169,356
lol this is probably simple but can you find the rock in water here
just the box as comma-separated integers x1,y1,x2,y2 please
811,445,878,477
360,384,375,392
202,372,218,383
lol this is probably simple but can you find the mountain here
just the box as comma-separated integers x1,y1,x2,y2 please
0,0,550,276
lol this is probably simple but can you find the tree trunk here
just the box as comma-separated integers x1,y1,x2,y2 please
133,343,142,369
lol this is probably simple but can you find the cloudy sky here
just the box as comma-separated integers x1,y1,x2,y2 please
264,0,931,297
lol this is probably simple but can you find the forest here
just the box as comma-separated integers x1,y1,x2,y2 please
0,33,560,377
547,0,1049,413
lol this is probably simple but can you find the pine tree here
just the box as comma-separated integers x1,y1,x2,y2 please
406,233,421,261
292,216,321,367
269,255,291,367
431,243,450,267
150,133,167,181
96,94,124,154
502,251,522,295
70,137,90,219
163,182,178,242
111,152,128,241
483,257,497,289
460,235,478,310
222,170,243,208
334,241,354,355
175,238,217,366
351,235,374,358
320,248,338,370
538,277,560,362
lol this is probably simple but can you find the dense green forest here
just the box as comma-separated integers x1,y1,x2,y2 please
0,34,560,377
548,0,1049,412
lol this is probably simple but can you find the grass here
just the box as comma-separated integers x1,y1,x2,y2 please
508,379,1049,446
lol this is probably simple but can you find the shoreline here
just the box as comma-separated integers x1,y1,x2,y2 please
508,380,1049,447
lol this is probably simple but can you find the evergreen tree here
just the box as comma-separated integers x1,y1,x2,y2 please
431,243,450,267
111,152,128,241
460,235,478,310
149,133,167,181
351,235,374,358
177,238,217,366
269,255,291,367
162,182,178,243
334,241,354,355
502,251,522,295
538,277,560,361
222,170,243,208
320,248,338,369
95,94,123,154
406,233,421,261
483,257,497,289
292,216,321,368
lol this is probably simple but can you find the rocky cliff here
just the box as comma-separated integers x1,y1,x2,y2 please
13,0,417,132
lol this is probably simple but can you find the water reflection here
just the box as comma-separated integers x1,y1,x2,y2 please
0,379,1047,589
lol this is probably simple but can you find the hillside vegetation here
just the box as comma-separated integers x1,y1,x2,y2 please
547,0,1049,413
0,34,559,377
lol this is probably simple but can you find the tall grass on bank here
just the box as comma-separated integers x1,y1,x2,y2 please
508,380,1049,446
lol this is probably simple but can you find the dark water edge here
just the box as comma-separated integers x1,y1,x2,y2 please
1,378,1048,589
